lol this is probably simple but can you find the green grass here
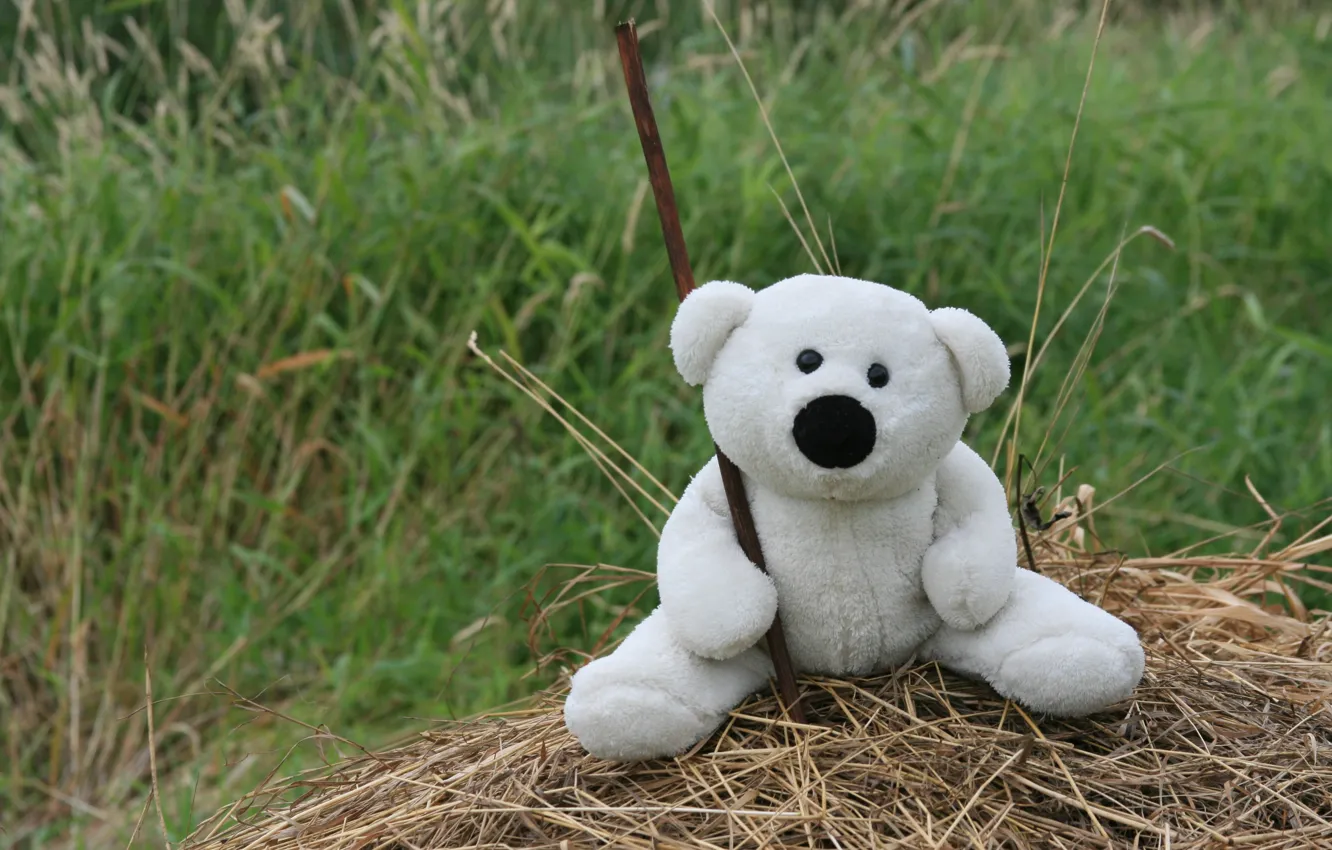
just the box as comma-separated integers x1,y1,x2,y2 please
2,0,1331,844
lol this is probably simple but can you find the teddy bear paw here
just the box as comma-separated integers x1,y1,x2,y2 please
564,680,715,761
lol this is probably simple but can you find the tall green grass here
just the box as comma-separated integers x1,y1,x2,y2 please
2,0,1330,844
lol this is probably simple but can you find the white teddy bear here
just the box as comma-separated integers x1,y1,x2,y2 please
563,273,1145,761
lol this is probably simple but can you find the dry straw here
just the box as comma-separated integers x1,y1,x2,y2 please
181,482,1332,849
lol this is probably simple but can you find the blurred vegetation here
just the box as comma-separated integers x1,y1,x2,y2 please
1,0,1329,844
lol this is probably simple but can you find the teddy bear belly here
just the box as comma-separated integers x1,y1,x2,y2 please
773,572,943,676
753,493,943,676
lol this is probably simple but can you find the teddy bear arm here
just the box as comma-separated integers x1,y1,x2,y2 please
921,443,1018,631
656,460,778,660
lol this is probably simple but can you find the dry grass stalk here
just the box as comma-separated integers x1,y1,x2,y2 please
182,486,1332,850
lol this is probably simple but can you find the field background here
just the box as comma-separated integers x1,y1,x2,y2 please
2,0,1330,845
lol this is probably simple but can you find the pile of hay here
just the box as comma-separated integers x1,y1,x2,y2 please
184,487,1332,849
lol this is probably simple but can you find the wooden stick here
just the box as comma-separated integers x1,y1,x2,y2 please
615,19,806,724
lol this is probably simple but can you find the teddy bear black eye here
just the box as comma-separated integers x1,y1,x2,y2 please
796,349,823,374
867,363,889,388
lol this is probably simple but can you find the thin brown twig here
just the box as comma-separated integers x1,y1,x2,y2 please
1016,455,1039,573
614,21,695,301
615,18,805,724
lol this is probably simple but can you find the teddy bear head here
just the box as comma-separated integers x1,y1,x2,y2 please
670,274,1010,501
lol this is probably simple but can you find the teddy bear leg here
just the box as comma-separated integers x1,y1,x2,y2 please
920,568,1145,717
563,607,774,761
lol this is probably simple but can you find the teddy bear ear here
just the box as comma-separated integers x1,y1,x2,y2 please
928,306,1010,413
670,280,756,386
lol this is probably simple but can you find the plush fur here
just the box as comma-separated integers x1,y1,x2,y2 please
563,274,1146,761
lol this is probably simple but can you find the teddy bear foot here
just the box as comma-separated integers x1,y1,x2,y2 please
923,567,1145,718
992,634,1143,717
564,680,716,761
563,608,773,761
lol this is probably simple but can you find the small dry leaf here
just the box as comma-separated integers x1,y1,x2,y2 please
234,373,268,399
255,350,350,380
1136,225,1176,251
280,185,316,224
131,390,188,427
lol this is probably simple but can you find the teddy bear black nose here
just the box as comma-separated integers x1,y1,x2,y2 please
792,395,877,469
